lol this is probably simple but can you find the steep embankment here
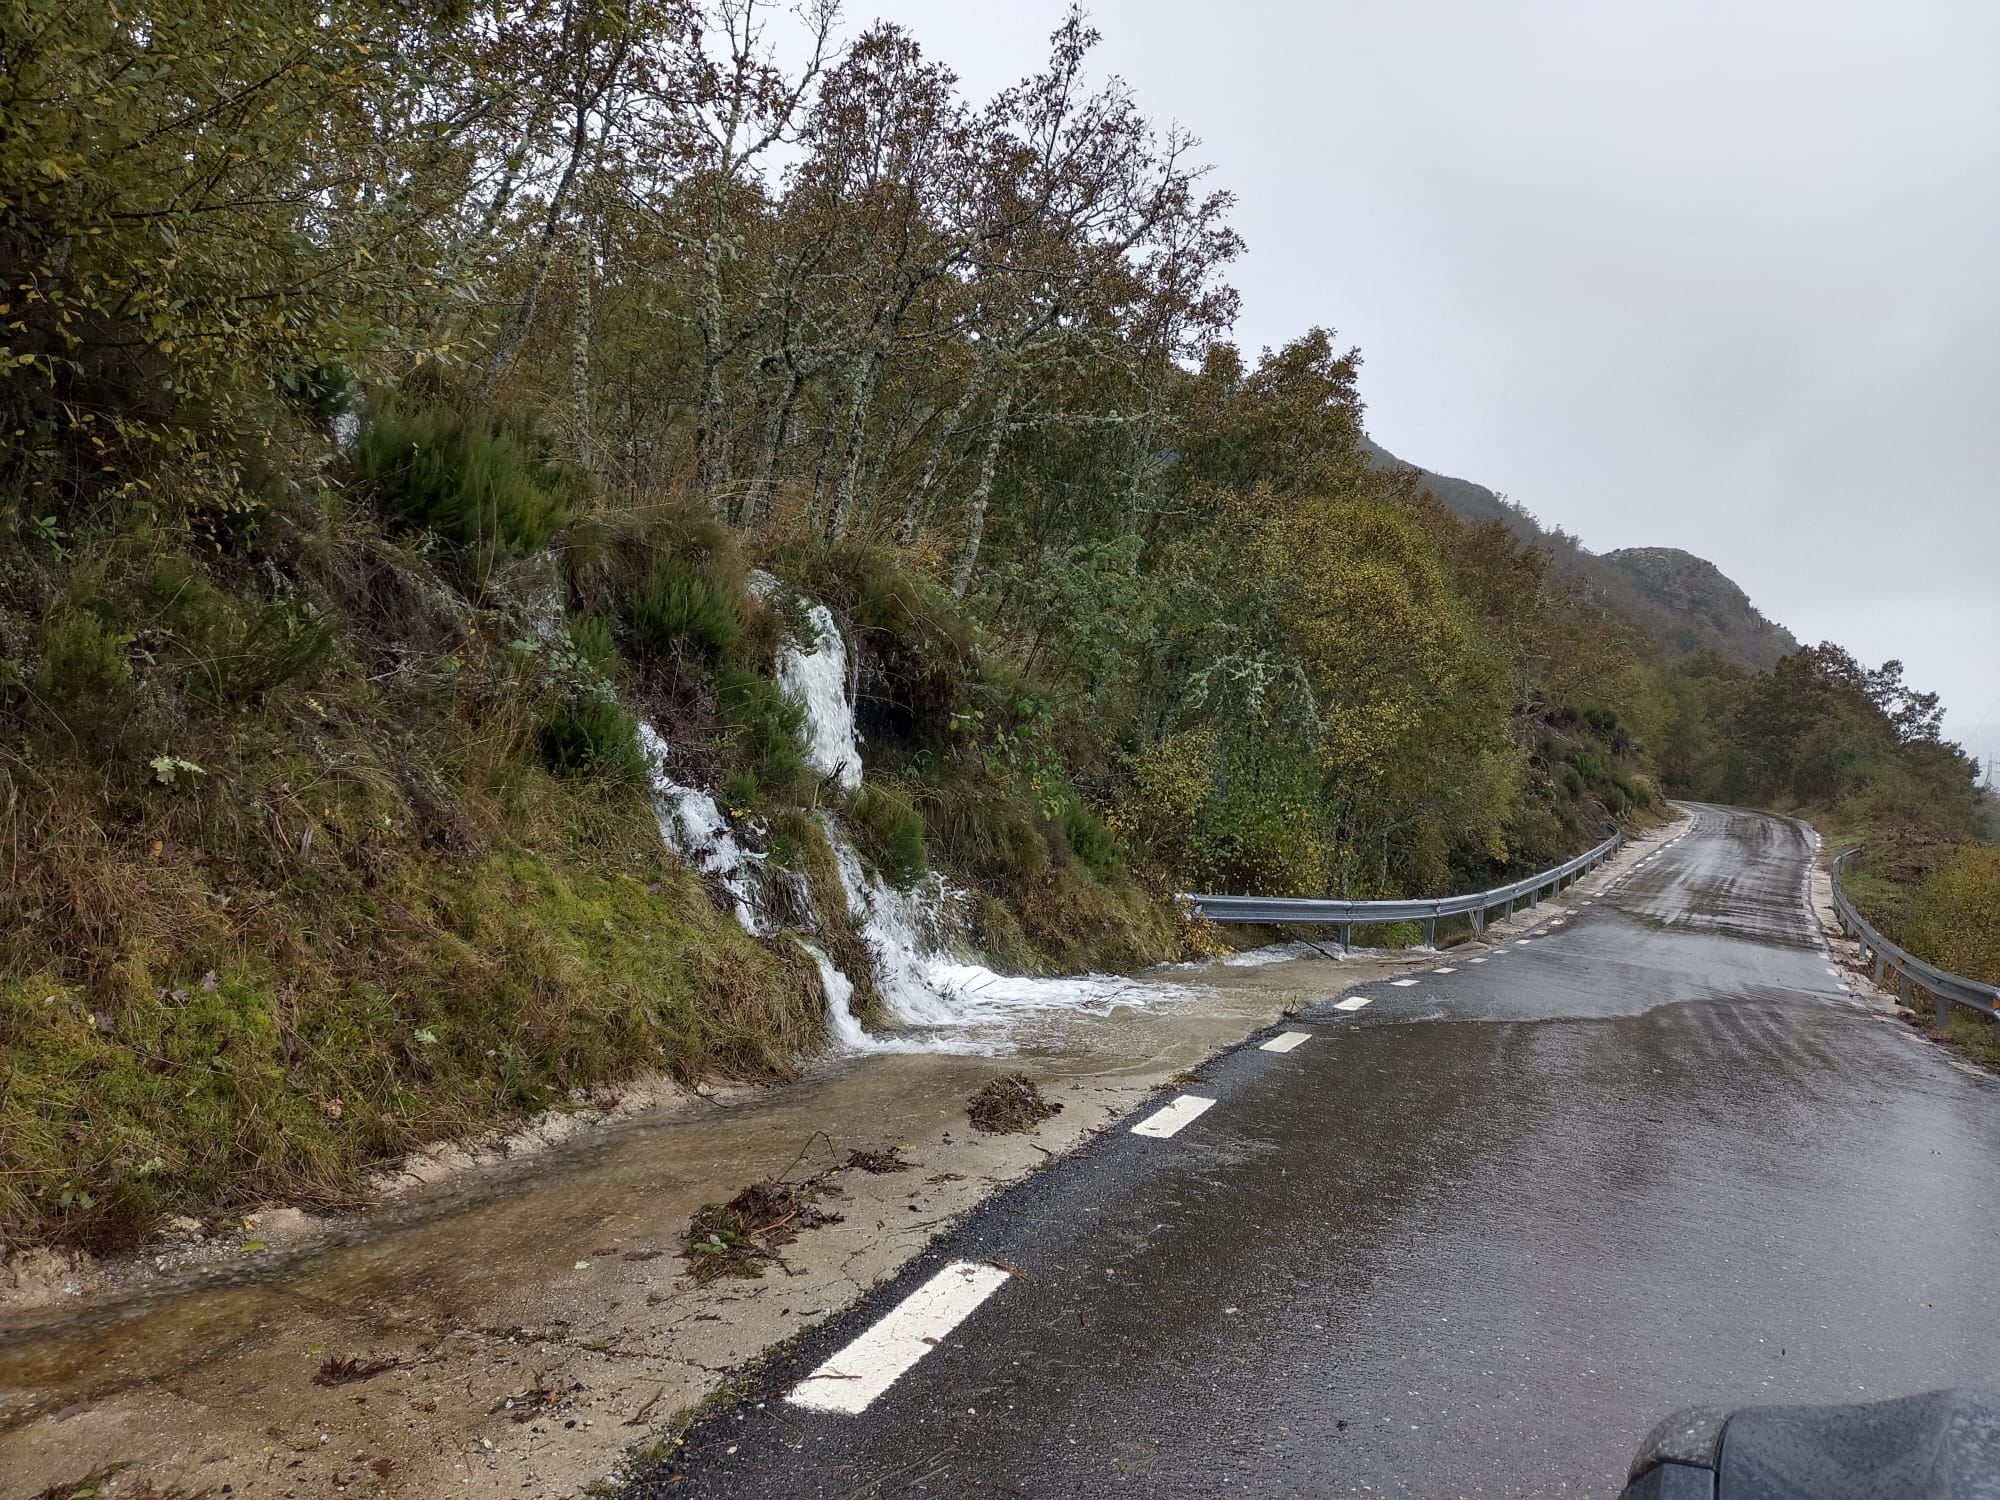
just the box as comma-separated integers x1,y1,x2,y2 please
0,492,1174,1254
1361,437,1799,668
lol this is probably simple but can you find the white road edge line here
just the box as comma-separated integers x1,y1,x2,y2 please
1260,1031,1312,1053
1333,995,1372,1011
789,1260,1012,1415
1131,1094,1218,1139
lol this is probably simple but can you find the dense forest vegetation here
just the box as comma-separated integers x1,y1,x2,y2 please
1,0,1989,1247
1362,439,1802,670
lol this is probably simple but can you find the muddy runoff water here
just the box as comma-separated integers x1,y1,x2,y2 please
0,940,1448,1500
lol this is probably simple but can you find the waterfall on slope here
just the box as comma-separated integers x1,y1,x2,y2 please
635,722,763,934
823,818,1174,1053
778,603,862,792
640,580,1184,1054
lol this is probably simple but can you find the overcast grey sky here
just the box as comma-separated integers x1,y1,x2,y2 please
866,0,2000,774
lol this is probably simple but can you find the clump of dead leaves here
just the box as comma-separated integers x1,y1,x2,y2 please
681,1177,844,1283
966,1074,1062,1134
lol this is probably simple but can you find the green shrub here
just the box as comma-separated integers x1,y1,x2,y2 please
1905,844,2000,986
850,782,928,887
717,664,806,798
568,614,622,680
1057,799,1125,882
911,761,1048,886
140,556,335,706
352,395,582,588
35,611,131,701
230,600,338,702
628,555,743,661
541,696,646,784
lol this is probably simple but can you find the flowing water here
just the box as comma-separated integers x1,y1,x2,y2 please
636,721,764,934
633,578,1206,1059
776,602,863,793
0,577,1435,1499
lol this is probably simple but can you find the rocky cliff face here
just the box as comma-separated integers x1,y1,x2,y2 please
1596,545,1799,669
1363,438,1799,670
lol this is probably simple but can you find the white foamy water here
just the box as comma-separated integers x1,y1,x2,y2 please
799,940,869,1051
639,586,1219,1057
777,603,862,792
823,828,1185,1054
636,722,762,934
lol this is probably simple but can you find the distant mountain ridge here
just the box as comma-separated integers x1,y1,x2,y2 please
1362,437,1799,670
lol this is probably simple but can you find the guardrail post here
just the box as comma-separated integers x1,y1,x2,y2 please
1472,907,1485,937
1873,952,1886,985
1504,896,1513,921
1339,922,1351,955
1422,917,1436,950
1934,990,1951,1028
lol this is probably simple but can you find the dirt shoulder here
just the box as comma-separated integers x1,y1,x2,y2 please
0,828,1669,1500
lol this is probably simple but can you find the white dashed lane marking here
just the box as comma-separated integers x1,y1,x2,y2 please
1390,978,1421,988
1260,1031,1311,1053
1432,966,1458,974
789,1260,1011,1414
1131,1095,1217,1138
1466,957,1487,965
1333,995,1373,1011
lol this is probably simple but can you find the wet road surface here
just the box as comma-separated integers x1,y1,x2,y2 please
639,806,2000,1497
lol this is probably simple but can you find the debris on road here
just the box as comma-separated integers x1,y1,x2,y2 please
843,1146,916,1174
683,1178,845,1283
312,1353,402,1386
966,1075,1063,1135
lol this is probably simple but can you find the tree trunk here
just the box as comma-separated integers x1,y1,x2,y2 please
950,368,1017,599
745,363,806,529
900,351,986,544
693,227,731,501
826,345,884,540
569,223,594,469
482,72,593,391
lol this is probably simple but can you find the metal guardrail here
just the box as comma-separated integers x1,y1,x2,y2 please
1185,828,1621,951
1830,846,2000,1030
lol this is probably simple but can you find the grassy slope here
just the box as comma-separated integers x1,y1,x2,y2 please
0,492,831,1250
0,486,1177,1251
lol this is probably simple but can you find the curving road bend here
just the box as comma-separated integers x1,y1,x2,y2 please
637,805,2000,1497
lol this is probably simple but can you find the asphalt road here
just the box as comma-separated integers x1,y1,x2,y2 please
633,806,2000,1498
